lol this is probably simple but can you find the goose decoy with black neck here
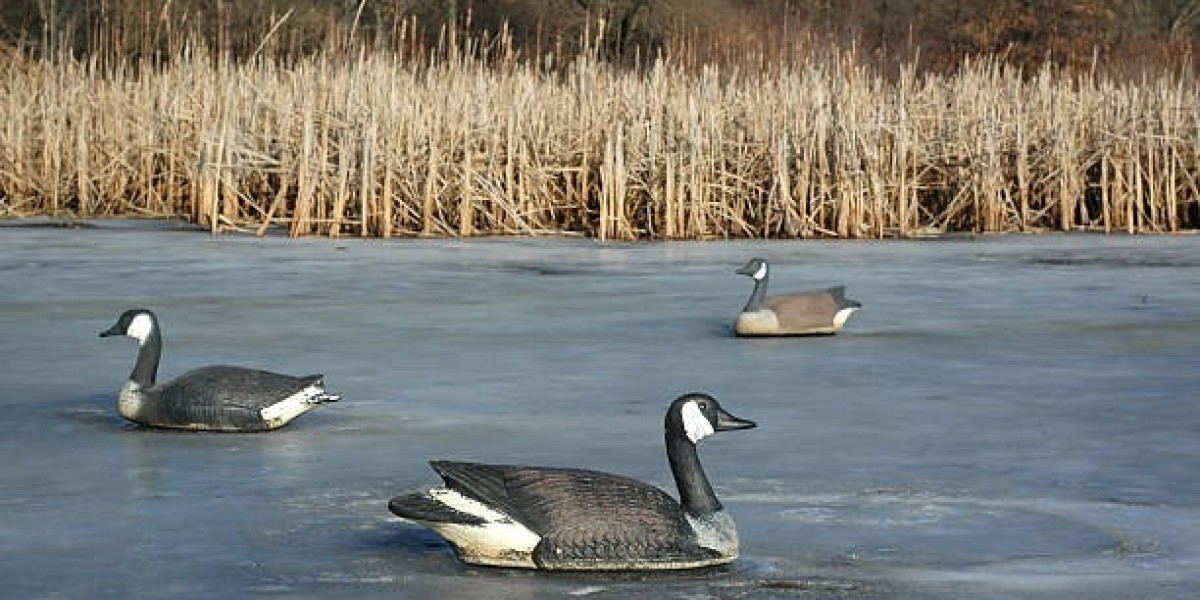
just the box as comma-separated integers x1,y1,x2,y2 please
733,257,860,336
99,308,339,432
388,392,755,571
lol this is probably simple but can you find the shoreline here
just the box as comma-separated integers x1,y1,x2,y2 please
3,216,1196,240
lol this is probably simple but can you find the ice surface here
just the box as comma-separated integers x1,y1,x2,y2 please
1,222,1198,599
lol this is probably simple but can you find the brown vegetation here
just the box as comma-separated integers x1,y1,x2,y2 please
1,2,1198,238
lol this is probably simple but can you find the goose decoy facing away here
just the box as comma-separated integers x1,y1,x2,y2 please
388,392,755,571
99,308,339,432
733,257,860,336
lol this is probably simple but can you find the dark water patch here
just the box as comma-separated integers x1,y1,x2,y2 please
757,578,864,592
0,217,204,231
0,219,97,229
363,521,454,556
1021,252,1199,269
497,261,610,277
492,259,718,279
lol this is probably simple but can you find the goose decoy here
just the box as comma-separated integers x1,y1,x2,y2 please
99,308,339,432
733,257,860,336
388,392,755,571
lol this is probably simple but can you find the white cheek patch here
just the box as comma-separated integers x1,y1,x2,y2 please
127,313,154,345
752,263,767,280
682,401,715,443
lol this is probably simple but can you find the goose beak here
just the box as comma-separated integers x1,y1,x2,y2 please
98,324,121,338
715,407,756,432
735,262,757,276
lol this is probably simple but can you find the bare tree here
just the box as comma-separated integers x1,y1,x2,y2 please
1127,0,1200,41
571,0,655,56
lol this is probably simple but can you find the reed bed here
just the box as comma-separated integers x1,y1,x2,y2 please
1,46,1198,238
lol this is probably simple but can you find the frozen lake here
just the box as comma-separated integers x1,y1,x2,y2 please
1,222,1197,599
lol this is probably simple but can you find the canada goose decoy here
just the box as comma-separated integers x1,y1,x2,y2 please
99,308,339,432
388,392,755,571
733,257,861,336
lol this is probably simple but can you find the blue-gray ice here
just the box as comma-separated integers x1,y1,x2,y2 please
1,221,1197,599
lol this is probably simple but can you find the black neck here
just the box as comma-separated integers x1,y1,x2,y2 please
742,273,768,312
130,330,161,387
666,431,721,516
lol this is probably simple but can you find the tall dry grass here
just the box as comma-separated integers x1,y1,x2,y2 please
1,38,1198,238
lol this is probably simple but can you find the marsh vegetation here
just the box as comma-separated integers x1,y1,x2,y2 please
2,1,1198,238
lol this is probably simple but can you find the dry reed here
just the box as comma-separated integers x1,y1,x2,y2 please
1,41,1198,239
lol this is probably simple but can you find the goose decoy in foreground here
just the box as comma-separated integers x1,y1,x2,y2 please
99,308,339,432
733,257,861,336
388,392,755,571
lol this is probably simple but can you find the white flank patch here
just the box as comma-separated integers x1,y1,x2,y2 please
752,262,768,280
429,488,518,524
259,385,323,428
422,488,540,566
127,313,154,345
833,307,858,330
681,400,715,443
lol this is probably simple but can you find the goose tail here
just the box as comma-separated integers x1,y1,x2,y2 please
830,286,862,309
300,375,340,403
389,492,487,526
307,391,340,404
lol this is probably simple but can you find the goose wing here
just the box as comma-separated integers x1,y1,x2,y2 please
764,286,849,331
150,366,323,427
432,461,716,567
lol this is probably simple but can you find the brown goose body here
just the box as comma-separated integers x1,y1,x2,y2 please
734,258,860,336
388,393,755,571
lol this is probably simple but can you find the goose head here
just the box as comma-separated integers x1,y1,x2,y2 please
666,392,756,445
99,308,158,346
735,258,768,282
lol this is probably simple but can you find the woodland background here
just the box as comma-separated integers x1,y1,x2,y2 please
4,1,1199,71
